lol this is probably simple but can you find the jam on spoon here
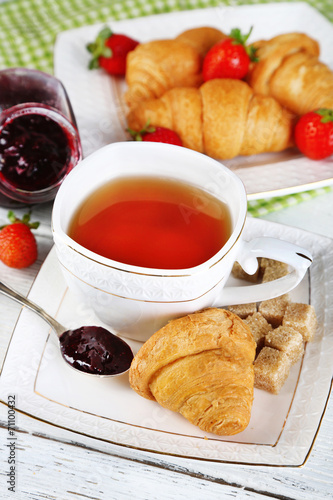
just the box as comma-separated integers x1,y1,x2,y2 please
0,280,133,377
59,326,134,376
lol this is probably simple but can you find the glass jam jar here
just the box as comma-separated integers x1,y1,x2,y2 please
0,68,82,207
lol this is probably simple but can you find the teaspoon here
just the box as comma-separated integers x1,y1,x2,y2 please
0,281,134,377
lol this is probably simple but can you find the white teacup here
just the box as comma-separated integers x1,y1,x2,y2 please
52,142,312,342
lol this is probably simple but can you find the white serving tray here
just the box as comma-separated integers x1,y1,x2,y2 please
53,2,333,200
0,217,332,466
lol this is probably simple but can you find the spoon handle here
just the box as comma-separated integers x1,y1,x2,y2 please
0,281,64,338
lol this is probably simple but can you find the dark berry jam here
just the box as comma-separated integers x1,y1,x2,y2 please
0,113,71,191
59,326,134,376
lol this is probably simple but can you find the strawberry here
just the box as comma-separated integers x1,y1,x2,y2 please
0,211,39,269
202,27,258,81
127,122,183,146
87,26,139,76
294,109,333,160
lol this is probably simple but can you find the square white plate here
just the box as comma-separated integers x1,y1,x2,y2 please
0,218,332,466
53,2,333,200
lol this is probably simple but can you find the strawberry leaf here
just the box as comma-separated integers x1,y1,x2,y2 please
1,211,40,230
247,45,259,62
86,26,114,70
230,28,243,44
229,26,258,62
230,26,253,45
316,108,333,123
127,120,156,141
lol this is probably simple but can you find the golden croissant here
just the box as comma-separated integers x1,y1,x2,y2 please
129,308,256,436
124,27,225,109
127,79,295,160
247,32,333,115
174,26,227,59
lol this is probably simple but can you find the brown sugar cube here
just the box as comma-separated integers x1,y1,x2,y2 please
282,303,317,342
231,261,259,283
254,347,292,394
259,258,288,281
259,258,288,270
265,326,304,365
228,303,257,319
261,262,289,283
243,312,273,348
258,294,290,328
260,258,288,270
259,257,272,269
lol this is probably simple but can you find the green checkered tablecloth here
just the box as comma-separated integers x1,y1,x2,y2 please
0,0,332,217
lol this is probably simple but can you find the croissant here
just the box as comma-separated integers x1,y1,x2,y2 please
124,27,225,109
175,26,227,59
247,32,333,115
129,308,256,436
127,79,295,160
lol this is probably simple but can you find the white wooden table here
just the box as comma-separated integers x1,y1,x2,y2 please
0,190,333,500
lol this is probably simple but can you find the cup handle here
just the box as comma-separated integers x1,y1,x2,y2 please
216,237,313,306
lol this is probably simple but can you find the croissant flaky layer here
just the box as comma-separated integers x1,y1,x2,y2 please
124,27,225,109
174,26,227,59
127,79,295,160
247,32,333,115
129,308,256,436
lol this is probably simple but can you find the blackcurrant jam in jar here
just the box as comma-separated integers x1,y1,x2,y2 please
0,68,82,207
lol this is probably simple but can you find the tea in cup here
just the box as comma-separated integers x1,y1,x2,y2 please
67,175,232,270
52,142,312,342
